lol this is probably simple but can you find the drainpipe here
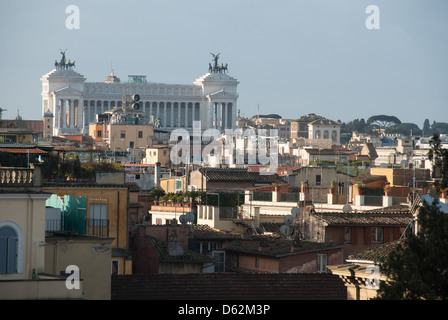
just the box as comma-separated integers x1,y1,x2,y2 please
117,191,120,248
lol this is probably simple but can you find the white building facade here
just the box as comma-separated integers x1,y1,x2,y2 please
41,51,239,136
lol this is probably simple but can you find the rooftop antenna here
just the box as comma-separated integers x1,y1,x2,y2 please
179,211,195,232
280,214,295,239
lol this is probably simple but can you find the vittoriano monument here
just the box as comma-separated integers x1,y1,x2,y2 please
208,53,228,74
55,49,75,69
42,50,238,137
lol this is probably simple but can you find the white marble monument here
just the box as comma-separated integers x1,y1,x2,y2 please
41,51,239,136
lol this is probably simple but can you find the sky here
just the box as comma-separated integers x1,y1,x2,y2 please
0,0,447,127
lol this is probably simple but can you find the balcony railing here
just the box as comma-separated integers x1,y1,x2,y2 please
46,218,109,238
0,167,34,186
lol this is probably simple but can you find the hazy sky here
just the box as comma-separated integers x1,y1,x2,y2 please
0,0,447,127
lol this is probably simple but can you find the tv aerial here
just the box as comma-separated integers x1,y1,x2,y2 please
280,214,295,239
284,214,294,226
291,207,301,218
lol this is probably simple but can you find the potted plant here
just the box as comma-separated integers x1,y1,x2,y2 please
188,191,199,207
176,194,184,206
150,188,165,205
384,184,391,196
162,194,171,205
330,180,337,194
356,183,364,195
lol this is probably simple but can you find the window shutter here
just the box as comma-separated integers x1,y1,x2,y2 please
365,227,371,245
7,238,18,273
0,227,18,274
0,238,7,273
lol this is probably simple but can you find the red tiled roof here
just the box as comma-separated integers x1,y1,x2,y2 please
192,224,240,240
148,237,211,264
199,168,285,184
111,273,347,300
224,237,343,257
312,211,412,226
348,239,405,262
0,148,47,154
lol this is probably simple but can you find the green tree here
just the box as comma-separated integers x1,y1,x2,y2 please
423,119,431,135
375,133,448,300
150,188,165,201
431,122,448,135
428,133,448,192
367,114,401,130
252,114,282,119
385,123,422,136
376,202,448,300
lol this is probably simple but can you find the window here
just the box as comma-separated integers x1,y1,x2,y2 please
344,227,351,244
338,182,345,194
120,131,125,139
89,203,108,226
138,131,143,138
129,141,134,148
316,174,321,186
332,131,338,143
111,260,119,275
97,130,102,137
317,254,328,272
255,256,260,268
0,226,18,274
213,250,225,272
371,227,384,244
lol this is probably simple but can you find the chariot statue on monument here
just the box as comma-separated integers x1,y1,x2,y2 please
55,49,75,69
209,52,228,73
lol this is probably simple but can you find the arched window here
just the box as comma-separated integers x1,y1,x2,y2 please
332,130,338,143
315,130,321,139
323,130,329,139
0,226,18,274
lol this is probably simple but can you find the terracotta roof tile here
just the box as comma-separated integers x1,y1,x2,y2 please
0,148,47,154
192,224,240,240
149,236,211,264
199,168,285,184
312,211,412,226
348,239,405,262
111,273,347,300
224,236,343,257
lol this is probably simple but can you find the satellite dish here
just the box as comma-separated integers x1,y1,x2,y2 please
179,214,187,225
284,214,294,226
280,225,290,236
185,212,195,223
132,102,140,110
138,150,146,159
132,94,140,102
342,204,352,213
291,207,300,218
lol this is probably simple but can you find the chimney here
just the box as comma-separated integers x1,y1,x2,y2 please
168,229,184,256
154,162,161,188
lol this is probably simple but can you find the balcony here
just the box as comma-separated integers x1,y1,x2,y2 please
0,166,40,187
46,218,109,238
